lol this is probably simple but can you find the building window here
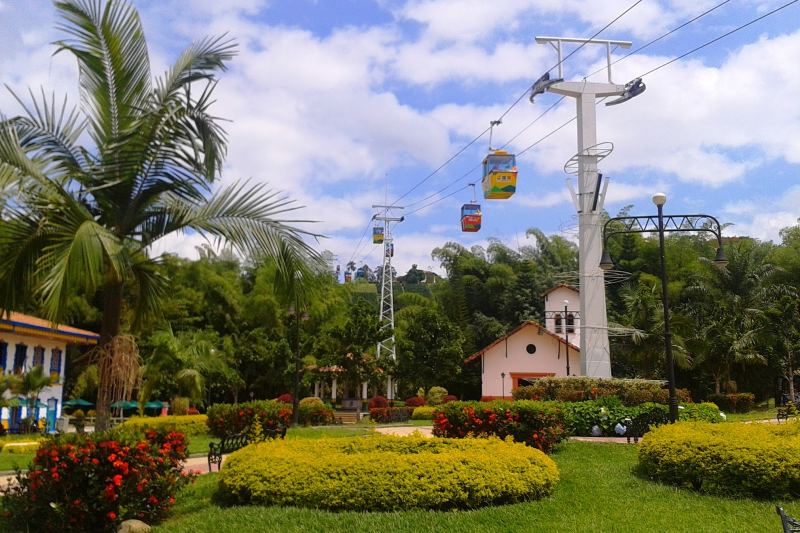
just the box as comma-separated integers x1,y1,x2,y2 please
0,342,7,372
50,348,62,381
13,344,27,374
554,313,563,333
32,346,45,368
526,344,537,354
566,313,575,334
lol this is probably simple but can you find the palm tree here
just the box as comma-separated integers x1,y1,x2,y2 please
0,0,320,429
10,366,54,433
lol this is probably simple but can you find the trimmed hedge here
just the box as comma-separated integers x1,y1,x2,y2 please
512,377,691,405
206,401,292,438
411,406,436,420
0,442,41,454
219,435,559,510
432,400,566,453
121,415,209,436
638,420,800,498
369,407,413,423
298,398,335,426
707,393,756,413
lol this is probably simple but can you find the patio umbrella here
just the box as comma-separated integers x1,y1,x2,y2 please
144,401,164,409
64,398,94,408
110,400,139,409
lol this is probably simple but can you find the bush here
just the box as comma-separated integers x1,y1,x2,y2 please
298,397,335,426
368,396,388,409
121,415,209,436
679,402,724,422
72,409,85,419
186,407,199,415
218,435,559,510
276,393,293,404
171,396,190,416
0,428,194,532
638,420,800,498
369,407,413,423
206,401,292,438
411,406,436,420
404,396,426,407
561,400,720,437
512,377,692,405
707,393,756,413
442,395,458,404
426,387,448,406
1,442,41,454
433,400,566,453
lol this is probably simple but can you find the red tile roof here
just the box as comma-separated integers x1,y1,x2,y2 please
464,320,579,364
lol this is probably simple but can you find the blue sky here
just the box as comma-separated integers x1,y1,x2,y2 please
1,0,799,276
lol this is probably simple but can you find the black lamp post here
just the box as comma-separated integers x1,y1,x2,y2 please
600,193,727,423
563,300,571,377
501,372,506,399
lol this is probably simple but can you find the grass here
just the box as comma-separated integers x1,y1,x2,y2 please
154,440,800,533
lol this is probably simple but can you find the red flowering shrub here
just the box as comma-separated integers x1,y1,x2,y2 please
368,395,388,409
442,395,458,404
298,397,335,426
206,400,292,437
432,400,566,453
404,396,426,407
276,393,294,404
0,428,194,532
369,407,413,423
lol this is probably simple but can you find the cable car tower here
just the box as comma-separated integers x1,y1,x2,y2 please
372,204,404,399
531,35,645,378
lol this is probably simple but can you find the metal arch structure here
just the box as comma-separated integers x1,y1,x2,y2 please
535,35,643,379
372,204,403,399
602,214,725,243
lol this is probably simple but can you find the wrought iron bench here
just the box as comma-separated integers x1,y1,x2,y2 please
777,506,800,533
207,426,287,472
777,407,796,423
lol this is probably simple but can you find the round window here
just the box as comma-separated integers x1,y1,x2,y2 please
526,344,536,354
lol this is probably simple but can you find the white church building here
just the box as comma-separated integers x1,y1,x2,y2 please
465,285,582,400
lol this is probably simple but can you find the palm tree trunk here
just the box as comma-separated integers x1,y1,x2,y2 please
95,281,124,432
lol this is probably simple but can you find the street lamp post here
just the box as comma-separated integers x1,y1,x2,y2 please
501,372,506,399
600,193,727,423
564,300,571,377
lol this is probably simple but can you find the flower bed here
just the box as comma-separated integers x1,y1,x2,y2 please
638,420,800,498
218,435,559,510
206,401,292,438
512,377,691,405
122,414,209,436
369,407,413,423
0,428,194,532
432,400,566,453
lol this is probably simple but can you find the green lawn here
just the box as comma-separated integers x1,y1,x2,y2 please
155,441,800,533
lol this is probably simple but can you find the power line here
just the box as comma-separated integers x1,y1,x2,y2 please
346,214,375,266
637,0,799,79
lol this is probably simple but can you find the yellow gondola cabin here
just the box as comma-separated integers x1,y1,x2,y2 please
373,227,384,244
482,150,517,199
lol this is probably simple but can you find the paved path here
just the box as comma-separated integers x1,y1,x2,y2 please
373,425,433,437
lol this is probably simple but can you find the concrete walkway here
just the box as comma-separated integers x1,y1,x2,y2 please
374,425,433,437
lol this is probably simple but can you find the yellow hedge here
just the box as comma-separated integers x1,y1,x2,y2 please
1,442,41,454
638,420,800,498
411,406,436,420
121,414,208,436
219,434,559,510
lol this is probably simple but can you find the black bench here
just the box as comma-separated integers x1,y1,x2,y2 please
207,427,287,472
777,507,800,533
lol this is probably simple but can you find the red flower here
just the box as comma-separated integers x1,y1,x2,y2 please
107,511,117,521
148,495,159,505
113,474,123,487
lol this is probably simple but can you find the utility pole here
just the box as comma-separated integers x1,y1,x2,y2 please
372,205,403,399
533,36,645,378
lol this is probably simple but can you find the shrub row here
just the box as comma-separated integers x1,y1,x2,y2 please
369,407,413,423
0,427,194,532
706,392,756,413
206,401,292,438
218,435,559,510
121,415,209,436
638,421,800,498
411,406,436,420
432,400,566,453
512,377,691,405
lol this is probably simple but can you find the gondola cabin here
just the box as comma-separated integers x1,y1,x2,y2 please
482,150,517,199
344,272,352,283
373,227,384,244
461,203,482,232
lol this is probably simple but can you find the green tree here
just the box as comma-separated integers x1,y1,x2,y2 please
0,0,318,429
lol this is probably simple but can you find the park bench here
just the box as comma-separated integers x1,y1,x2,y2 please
207,426,286,472
776,407,796,423
777,506,800,533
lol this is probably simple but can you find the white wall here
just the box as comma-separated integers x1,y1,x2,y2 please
544,286,581,346
481,323,581,399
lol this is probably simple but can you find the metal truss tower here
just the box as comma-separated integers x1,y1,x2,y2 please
534,36,645,378
372,204,403,399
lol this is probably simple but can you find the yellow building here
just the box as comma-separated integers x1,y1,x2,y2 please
0,312,99,432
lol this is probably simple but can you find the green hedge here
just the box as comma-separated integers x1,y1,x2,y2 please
638,421,800,498
512,377,691,405
121,415,209,436
706,393,756,413
206,401,292,438
218,435,559,510
432,400,566,453
369,407,413,423
411,406,436,420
